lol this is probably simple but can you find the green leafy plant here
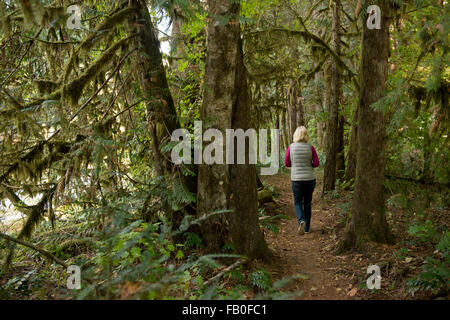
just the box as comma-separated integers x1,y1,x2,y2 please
407,232,449,296
249,268,271,291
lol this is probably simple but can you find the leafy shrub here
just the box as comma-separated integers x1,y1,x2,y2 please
407,231,449,296
408,219,441,243
249,268,271,291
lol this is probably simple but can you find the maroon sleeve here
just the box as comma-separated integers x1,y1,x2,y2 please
311,145,320,168
284,146,291,167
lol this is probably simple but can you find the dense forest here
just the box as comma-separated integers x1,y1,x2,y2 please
0,0,448,300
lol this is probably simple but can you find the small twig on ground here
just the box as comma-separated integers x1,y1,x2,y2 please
203,258,247,287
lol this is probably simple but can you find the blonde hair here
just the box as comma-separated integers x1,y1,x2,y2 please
293,126,309,143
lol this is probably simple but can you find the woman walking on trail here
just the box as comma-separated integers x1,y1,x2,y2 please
284,126,320,235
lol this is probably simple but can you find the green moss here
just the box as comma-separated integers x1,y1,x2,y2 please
63,37,128,105
40,5,65,28
62,7,134,82
79,7,134,54
34,79,60,95
19,0,44,28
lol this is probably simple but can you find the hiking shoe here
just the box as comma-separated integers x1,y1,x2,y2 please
297,221,305,235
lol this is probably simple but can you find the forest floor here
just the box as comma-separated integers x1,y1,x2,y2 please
1,169,446,300
258,170,445,300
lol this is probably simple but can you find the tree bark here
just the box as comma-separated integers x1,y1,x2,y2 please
197,0,270,260
336,113,345,179
288,79,304,135
345,104,358,182
323,0,341,194
315,71,325,151
287,80,297,141
126,0,197,226
296,88,305,127
284,108,290,146
341,1,393,249
280,108,289,151
126,0,178,174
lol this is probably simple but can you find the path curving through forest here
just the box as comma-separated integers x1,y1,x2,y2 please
262,172,359,300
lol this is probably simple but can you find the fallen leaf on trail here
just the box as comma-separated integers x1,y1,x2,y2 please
405,257,413,263
348,287,358,296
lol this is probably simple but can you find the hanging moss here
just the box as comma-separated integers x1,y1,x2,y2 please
18,0,68,30
62,37,129,105
30,142,70,184
40,5,65,28
34,79,60,95
61,47,77,85
79,7,134,54
17,37,128,110
17,187,55,240
0,11,11,35
62,7,134,82
19,0,45,28
95,116,116,137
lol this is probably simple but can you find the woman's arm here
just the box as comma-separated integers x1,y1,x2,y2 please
311,146,320,168
284,146,291,167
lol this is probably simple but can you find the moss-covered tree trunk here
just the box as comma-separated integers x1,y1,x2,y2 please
336,113,345,179
323,0,341,194
315,71,325,151
126,0,179,176
288,80,305,133
197,0,270,260
287,80,297,141
280,108,289,151
126,0,198,227
345,104,358,182
341,1,393,248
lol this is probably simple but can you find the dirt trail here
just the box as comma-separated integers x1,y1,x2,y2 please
262,172,357,300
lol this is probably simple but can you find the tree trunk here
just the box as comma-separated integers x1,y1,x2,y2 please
126,0,178,171
197,0,270,260
287,80,297,141
323,0,341,194
294,82,305,127
169,4,186,60
276,82,287,151
341,1,393,249
126,0,197,226
336,113,345,179
345,104,358,182
315,71,325,151
284,108,290,146
296,88,305,127
288,79,304,133
322,65,330,152
281,109,289,151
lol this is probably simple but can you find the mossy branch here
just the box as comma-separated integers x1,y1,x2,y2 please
18,187,56,240
0,185,33,215
0,232,68,268
62,35,135,105
62,6,135,83
301,53,329,82
4,35,134,113
247,28,359,89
